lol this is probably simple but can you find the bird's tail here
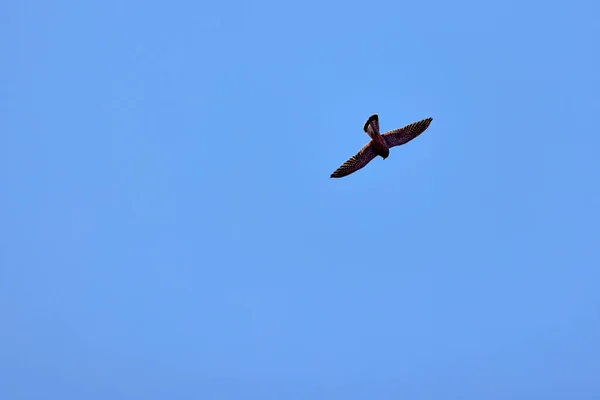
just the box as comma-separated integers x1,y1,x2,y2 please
363,114,380,139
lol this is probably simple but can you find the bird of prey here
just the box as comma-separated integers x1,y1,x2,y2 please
330,114,433,178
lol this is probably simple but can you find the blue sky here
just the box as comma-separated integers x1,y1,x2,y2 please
2,0,599,398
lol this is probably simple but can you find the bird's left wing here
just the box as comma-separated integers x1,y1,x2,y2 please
330,142,377,178
382,117,432,148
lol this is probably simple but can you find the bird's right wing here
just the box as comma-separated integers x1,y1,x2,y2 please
382,117,433,148
330,142,377,178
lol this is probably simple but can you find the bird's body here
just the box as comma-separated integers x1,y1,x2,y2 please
363,114,390,159
330,113,432,178
371,134,390,159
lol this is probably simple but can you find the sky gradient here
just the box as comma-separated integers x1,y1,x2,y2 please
2,0,599,398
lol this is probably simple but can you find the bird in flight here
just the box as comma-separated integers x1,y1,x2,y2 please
330,114,433,178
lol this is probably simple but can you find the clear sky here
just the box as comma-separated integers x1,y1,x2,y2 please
2,0,599,398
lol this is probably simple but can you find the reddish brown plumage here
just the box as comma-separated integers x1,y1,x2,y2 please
330,114,432,178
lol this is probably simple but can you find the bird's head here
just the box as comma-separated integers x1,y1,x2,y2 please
381,148,390,159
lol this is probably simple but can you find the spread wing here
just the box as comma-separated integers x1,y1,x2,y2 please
330,142,377,178
363,114,380,139
382,117,433,148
